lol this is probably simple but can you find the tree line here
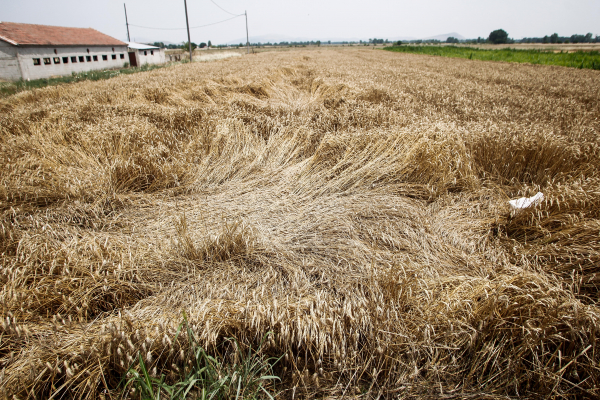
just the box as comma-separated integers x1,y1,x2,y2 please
393,30,600,46
521,33,598,44
151,41,212,50
150,30,599,50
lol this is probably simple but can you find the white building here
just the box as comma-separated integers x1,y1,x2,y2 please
126,42,165,67
0,21,128,81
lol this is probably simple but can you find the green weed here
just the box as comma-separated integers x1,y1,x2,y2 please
0,62,177,98
123,312,281,400
383,45,600,70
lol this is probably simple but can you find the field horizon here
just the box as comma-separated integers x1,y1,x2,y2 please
1,47,599,399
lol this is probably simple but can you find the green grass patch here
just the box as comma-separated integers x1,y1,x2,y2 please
0,62,182,98
383,45,600,70
123,312,281,400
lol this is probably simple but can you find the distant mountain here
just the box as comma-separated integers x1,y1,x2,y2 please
387,36,417,42
226,34,358,45
421,32,465,41
158,40,180,45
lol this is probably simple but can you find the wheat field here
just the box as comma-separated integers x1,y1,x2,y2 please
1,47,599,399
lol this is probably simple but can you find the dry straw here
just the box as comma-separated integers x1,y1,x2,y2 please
0,47,599,398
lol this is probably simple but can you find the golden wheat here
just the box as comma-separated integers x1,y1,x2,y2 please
0,47,599,398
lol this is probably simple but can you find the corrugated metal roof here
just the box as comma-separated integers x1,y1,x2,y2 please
127,42,160,50
0,22,126,46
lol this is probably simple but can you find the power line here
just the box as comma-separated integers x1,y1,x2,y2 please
210,0,239,17
128,14,243,30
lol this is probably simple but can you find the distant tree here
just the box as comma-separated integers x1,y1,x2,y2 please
569,34,592,44
199,42,207,48
446,36,459,44
395,40,403,46
550,33,559,44
152,42,166,48
488,29,508,44
328,40,331,44
542,35,549,44
208,40,212,47
316,40,321,47
182,41,197,51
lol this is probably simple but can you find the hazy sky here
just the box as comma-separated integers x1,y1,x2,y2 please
2,0,599,44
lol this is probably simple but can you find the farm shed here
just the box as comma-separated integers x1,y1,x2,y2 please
0,21,128,81
126,42,165,67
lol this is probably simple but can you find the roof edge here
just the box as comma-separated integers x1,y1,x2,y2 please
127,42,161,50
0,35,18,46
15,43,128,47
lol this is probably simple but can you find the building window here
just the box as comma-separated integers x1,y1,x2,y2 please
62,57,69,63
150,50,154,55
93,55,98,61
33,58,41,65
102,55,108,61
43,58,51,65
53,57,60,64
144,50,147,56
112,54,117,60
120,54,125,59
71,56,77,63
86,56,91,62
79,56,84,62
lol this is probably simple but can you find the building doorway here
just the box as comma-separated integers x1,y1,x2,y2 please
128,52,137,67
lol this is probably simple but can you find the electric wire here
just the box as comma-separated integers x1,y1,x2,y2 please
210,0,240,17
128,14,243,31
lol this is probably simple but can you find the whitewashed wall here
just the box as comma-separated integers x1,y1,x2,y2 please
0,40,21,81
132,48,165,66
3,45,128,81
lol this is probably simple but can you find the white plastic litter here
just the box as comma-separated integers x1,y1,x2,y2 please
509,192,544,210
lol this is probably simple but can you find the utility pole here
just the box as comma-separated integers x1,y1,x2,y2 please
124,3,130,42
245,10,250,54
184,0,193,62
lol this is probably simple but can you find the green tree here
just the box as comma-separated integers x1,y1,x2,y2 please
488,29,508,44
550,33,559,44
316,40,321,47
569,34,590,43
208,40,212,48
446,36,459,44
182,41,197,51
